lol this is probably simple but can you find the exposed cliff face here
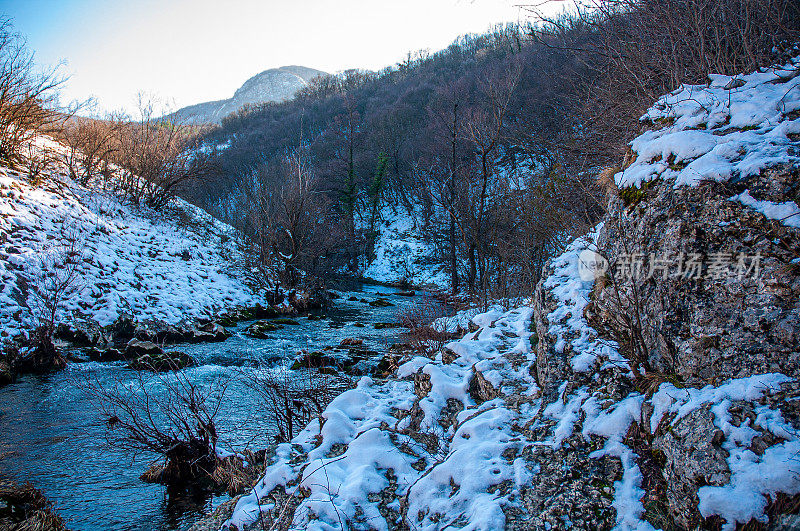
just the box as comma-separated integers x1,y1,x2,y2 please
593,165,800,385
171,65,326,124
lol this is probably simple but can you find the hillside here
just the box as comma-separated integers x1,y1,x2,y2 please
0,138,270,340
208,55,800,531
170,65,327,124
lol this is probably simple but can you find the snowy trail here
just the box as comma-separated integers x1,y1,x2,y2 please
225,304,542,530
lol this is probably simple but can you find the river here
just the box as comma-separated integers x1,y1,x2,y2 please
0,285,434,531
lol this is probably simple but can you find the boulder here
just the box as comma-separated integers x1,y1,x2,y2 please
290,351,338,370
134,320,188,343
125,339,163,358
87,347,125,362
190,322,230,343
593,165,800,383
339,338,363,348
271,318,300,326
108,314,136,342
468,368,498,403
55,320,107,346
369,298,394,307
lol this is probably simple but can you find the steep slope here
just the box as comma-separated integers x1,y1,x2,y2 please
0,140,268,339
171,65,326,124
210,56,800,531
363,205,449,290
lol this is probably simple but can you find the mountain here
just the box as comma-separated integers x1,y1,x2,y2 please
171,65,327,124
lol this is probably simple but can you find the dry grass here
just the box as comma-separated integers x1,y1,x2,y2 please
0,481,67,531
396,297,457,358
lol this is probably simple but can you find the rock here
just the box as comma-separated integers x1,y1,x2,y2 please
369,298,395,307
339,338,363,347
288,288,330,312
372,353,398,378
374,322,400,329
189,322,230,343
395,290,415,297
134,320,187,343
468,368,498,403
593,165,800,383
347,296,359,301
271,318,300,326
0,359,15,386
653,407,731,528
442,347,458,364
108,314,136,342
244,320,284,338
87,347,125,362
290,351,338,370
252,304,280,319
125,339,163,358
353,322,365,327
128,351,195,372
55,320,107,346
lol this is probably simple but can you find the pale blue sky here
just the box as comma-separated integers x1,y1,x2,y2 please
0,0,549,114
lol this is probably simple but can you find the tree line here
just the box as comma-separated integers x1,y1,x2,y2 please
187,0,799,298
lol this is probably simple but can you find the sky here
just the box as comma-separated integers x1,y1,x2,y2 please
0,0,543,115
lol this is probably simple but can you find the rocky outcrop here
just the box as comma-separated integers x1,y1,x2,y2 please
170,65,327,125
593,165,800,385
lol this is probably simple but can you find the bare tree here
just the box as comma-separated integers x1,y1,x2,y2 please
242,364,336,443
0,19,64,164
82,368,229,486
112,96,213,210
19,222,84,373
59,113,123,185
246,147,333,286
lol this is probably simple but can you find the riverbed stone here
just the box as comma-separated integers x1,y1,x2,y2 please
190,322,230,342
125,338,163,358
244,320,284,338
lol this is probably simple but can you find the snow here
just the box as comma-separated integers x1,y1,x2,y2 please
0,148,266,337
642,373,799,530
648,373,792,431
617,57,800,190
225,305,540,530
541,224,629,373
540,372,798,531
730,190,800,228
363,205,449,290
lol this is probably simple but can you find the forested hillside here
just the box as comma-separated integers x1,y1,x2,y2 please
189,0,799,302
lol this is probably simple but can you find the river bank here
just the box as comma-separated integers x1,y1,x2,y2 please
0,285,440,531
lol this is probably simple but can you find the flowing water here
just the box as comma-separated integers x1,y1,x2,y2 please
0,286,435,531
